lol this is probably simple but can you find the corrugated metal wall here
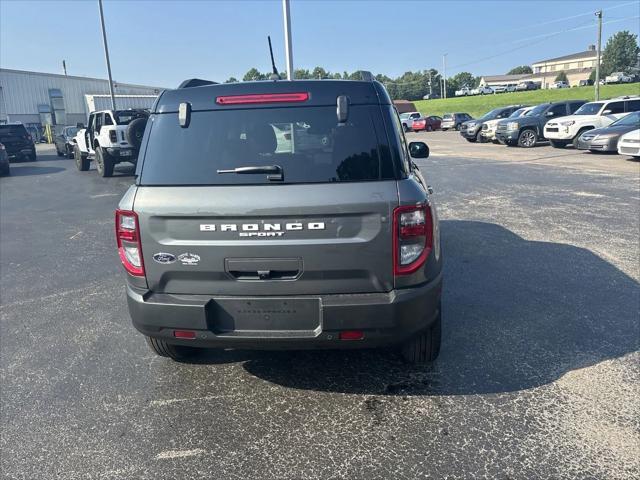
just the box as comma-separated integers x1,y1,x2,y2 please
0,69,164,121
87,95,157,112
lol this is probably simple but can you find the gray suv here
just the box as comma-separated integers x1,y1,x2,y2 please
117,76,443,364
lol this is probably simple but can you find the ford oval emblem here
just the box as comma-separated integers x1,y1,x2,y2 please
153,252,176,264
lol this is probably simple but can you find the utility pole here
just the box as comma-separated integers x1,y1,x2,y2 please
443,54,448,99
62,60,67,76
98,0,116,110
595,10,603,101
282,0,294,80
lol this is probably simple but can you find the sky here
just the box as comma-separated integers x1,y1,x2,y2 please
1,0,639,88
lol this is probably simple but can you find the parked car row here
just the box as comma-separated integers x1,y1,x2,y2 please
454,95,640,157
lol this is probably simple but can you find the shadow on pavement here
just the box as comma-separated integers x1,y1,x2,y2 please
5,165,65,177
190,220,639,396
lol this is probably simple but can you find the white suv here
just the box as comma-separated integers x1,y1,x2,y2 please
544,96,640,148
74,109,149,177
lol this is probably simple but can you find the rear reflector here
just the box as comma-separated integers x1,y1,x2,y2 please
216,92,309,105
339,330,364,341
173,330,196,339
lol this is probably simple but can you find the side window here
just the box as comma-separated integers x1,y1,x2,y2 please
411,113,420,119
391,109,411,174
104,113,114,126
95,113,103,132
604,101,624,114
87,114,95,131
625,100,640,112
548,104,567,117
569,102,584,114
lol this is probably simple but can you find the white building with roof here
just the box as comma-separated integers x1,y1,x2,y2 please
0,68,165,135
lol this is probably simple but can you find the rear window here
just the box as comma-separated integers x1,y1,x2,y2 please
0,125,28,139
443,114,453,120
140,105,393,185
113,110,147,125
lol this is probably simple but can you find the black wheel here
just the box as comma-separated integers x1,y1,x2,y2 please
95,147,114,177
145,336,200,361
442,128,448,132
126,117,148,150
517,129,537,148
427,125,433,132
66,145,75,159
56,147,64,157
402,124,409,133
466,137,477,143
476,130,486,143
74,146,90,171
549,139,569,149
402,306,442,364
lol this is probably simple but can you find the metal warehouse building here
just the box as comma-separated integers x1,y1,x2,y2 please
0,68,164,137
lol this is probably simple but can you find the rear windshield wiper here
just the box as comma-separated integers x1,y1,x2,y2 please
217,165,283,181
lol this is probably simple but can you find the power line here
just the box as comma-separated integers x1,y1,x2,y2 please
448,15,639,71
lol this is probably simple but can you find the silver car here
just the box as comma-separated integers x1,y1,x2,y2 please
117,77,443,364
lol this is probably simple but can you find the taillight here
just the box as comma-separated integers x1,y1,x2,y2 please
109,130,117,143
216,92,309,105
393,204,433,275
115,210,145,276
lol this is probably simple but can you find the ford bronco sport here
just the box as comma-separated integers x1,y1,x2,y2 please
117,75,443,364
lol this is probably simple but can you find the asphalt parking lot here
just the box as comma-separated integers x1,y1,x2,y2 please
1,134,639,479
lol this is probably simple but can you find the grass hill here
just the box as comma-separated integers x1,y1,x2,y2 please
414,83,640,118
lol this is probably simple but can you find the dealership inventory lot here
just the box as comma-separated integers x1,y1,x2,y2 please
1,139,638,479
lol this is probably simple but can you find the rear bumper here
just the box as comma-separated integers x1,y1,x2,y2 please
127,275,442,350
6,146,35,160
106,146,136,162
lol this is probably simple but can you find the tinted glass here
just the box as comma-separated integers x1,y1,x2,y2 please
140,105,391,185
626,100,640,112
114,110,147,125
443,114,453,120
64,127,78,137
569,102,585,114
605,101,625,114
574,103,604,115
610,111,640,126
525,104,546,116
548,104,567,116
0,125,28,140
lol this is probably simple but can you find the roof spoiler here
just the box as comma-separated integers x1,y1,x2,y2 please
177,78,218,89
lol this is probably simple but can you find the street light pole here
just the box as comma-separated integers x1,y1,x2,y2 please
98,0,116,110
282,0,294,80
595,10,603,101
443,54,448,99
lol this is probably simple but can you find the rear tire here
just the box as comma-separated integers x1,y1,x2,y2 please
95,147,114,177
549,139,569,149
66,145,74,159
74,146,90,171
402,307,442,364
145,336,200,361
56,147,64,157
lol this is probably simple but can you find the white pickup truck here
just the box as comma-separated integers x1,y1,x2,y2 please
74,109,149,177
455,86,472,97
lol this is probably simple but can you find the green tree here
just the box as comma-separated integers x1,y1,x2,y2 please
601,31,640,76
224,77,238,83
507,65,533,75
555,71,568,83
243,68,265,81
450,72,478,90
294,69,312,79
311,66,328,79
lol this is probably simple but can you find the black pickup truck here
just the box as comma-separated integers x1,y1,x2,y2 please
495,100,586,147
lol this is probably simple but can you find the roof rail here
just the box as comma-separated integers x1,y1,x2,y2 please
360,71,375,82
177,78,218,89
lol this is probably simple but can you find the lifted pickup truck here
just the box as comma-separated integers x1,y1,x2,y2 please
74,109,149,177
